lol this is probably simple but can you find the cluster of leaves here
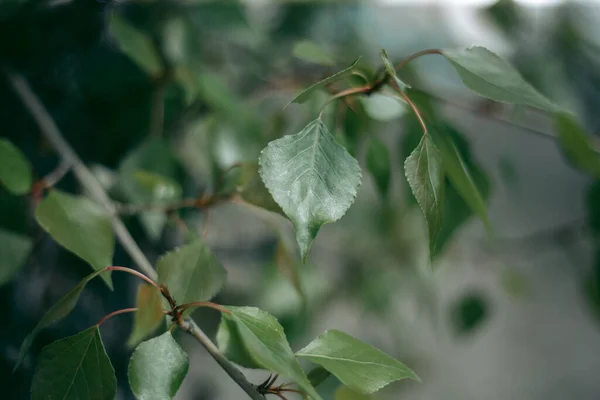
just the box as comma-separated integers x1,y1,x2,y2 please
3,4,600,399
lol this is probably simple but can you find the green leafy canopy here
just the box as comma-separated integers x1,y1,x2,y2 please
259,119,361,263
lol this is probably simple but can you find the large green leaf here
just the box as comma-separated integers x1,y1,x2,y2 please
119,138,183,241
259,119,361,262
296,330,418,394
0,138,32,195
31,326,116,400
366,136,391,198
127,284,165,348
216,316,261,369
286,58,362,107
35,190,114,288
335,386,376,400
223,306,322,400
429,128,492,236
293,40,335,66
157,239,227,305
0,228,32,285
442,46,558,112
404,135,445,257
15,269,106,370
555,112,600,177
109,11,162,77
128,332,189,400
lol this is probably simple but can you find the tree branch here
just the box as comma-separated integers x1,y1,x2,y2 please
5,68,264,400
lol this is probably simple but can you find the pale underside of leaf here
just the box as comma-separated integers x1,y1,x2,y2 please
259,119,361,262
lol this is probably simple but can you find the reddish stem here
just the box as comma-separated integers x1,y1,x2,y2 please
319,86,371,119
394,48,442,71
174,301,231,315
97,308,138,326
104,266,159,289
396,87,428,136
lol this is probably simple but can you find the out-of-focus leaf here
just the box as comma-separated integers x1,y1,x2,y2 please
35,190,114,288
307,365,331,388
380,49,410,90
119,138,182,241
498,154,519,188
31,326,116,400
293,40,335,66
366,136,391,198
499,268,529,299
335,386,376,400
109,11,162,77
587,180,600,237
442,46,559,112
404,135,444,257
555,112,600,177
128,332,189,400
286,57,362,107
259,119,361,263
584,248,600,322
0,228,32,286
222,306,322,400
0,138,32,195
15,269,107,370
156,239,226,305
337,100,368,157
449,292,489,336
484,0,522,38
238,163,284,215
361,93,405,122
297,329,419,394
127,284,165,348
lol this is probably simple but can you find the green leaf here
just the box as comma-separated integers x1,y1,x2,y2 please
442,46,559,112
259,119,361,263
335,386,376,400
157,238,227,305
238,162,284,216
449,292,489,336
307,365,332,387
16,269,106,370
297,329,419,394
360,94,405,122
31,326,116,400
109,11,162,77
555,112,600,177
285,57,362,107
0,228,32,285
127,284,165,348
404,135,445,257
587,180,600,237
366,136,391,198
216,316,261,369
380,49,410,90
128,332,189,400
429,128,492,236
119,138,183,241
35,190,114,288
293,40,335,66
0,138,32,195
223,306,322,400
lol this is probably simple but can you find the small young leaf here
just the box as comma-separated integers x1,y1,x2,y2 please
429,128,492,236
127,284,165,348
296,329,419,394
128,332,189,400
442,46,559,112
380,49,410,90
293,40,335,66
157,238,227,305
404,135,444,257
31,326,116,400
259,119,361,263
0,228,32,285
35,190,114,288
0,138,32,195
216,316,261,369
555,112,600,177
109,11,162,77
366,136,392,198
285,57,362,107
15,269,106,370
223,306,322,400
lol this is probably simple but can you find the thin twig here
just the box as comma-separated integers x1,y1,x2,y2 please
5,69,264,400
396,88,428,136
117,198,200,215
174,301,231,315
395,48,442,71
179,318,265,400
319,86,370,119
97,308,138,326
38,159,72,190
105,266,159,289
